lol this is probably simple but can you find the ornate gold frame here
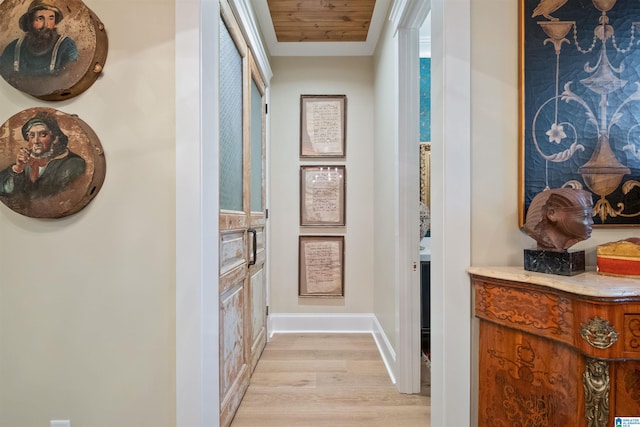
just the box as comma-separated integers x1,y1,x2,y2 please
420,142,431,209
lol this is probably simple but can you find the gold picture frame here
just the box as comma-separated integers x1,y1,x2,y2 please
299,235,345,297
420,142,430,209
300,94,346,158
300,165,346,226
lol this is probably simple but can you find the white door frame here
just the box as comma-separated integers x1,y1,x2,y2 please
394,0,472,424
389,0,431,394
429,0,472,425
176,0,221,426
176,1,272,426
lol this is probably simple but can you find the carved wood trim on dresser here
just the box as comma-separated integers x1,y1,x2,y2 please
470,267,640,427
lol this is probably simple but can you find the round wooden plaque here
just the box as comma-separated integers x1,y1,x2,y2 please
0,107,106,218
0,0,108,101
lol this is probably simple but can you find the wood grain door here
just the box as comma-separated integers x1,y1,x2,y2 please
247,57,267,373
218,2,267,425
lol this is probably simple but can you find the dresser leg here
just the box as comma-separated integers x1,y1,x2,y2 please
583,358,610,427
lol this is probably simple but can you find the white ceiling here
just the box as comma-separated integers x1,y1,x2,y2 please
251,0,431,57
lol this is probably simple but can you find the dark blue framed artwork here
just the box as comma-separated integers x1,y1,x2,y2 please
520,0,640,227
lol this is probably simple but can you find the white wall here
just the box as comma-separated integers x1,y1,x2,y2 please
0,1,176,426
372,17,398,350
269,56,375,314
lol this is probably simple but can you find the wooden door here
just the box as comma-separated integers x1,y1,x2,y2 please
218,1,268,426
247,57,267,373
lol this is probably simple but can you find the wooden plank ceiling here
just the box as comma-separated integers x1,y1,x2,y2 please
267,0,376,42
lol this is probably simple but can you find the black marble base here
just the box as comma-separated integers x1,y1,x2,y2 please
524,249,586,276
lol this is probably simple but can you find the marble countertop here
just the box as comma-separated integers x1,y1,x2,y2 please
468,266,640,298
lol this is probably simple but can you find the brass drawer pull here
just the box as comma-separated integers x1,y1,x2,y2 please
580,317,619,349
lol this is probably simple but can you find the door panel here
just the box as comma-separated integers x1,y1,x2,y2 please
247,58,267,374
220,230,247,276
248,216,266,372
218,1,268,425
249,266,266,370
219,280,247,426
250,79,264,212
219,9,244,213
219,4,250,427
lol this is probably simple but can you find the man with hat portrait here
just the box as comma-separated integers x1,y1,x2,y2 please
0,0,78,76
0,111,86,199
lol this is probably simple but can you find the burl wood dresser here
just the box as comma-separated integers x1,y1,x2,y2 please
470,266,640,427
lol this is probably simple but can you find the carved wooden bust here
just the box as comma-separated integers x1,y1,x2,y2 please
524,188,594,251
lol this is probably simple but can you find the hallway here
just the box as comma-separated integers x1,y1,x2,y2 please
231,334,430,426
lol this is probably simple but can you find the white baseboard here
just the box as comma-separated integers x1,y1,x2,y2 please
268,313,397,383
268,313,375,334
372,315,397,384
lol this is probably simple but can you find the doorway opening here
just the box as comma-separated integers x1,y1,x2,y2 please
418,6,432,400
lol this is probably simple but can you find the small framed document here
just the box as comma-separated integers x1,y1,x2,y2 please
300,95,346,158
300,165,346,226
299,235,345,297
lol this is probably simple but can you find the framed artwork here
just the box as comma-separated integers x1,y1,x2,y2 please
420,142,430,209
299,235,344,297
519,0,640,227
0,107,106,218
0,0,108,101
300,94,346,158
300,165,346,226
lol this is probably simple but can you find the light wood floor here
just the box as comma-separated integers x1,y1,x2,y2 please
231,334,430,427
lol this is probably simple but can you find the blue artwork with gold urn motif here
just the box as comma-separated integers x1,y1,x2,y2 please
522,0,640,225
